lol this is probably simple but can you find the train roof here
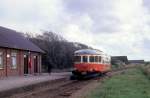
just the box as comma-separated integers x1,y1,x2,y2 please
74,49,103,55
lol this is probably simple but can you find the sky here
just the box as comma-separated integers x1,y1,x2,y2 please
0,0,150,61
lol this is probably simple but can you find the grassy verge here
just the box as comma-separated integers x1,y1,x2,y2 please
139,64,150,79
84,68,150,98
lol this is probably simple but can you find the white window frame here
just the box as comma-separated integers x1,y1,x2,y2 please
0,52,3,69
11,52,17,69
87,55,89,63
82,55,88,63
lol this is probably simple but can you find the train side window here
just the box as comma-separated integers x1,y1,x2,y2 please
99,56,101,62
83,56,88,63
75,56,81,63
89,56,95,62
95,56,98,62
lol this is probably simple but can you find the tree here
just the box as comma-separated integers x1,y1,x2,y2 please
26,31,91,72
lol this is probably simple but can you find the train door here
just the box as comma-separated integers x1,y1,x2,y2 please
34,56,38,73
24,55,28,74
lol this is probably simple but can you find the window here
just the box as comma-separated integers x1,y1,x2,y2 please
75,56,81,63
0,52,3,69
83,56,88,63
99,56,101,62
95,56,99,62
89,56,95,62
11,52,17,69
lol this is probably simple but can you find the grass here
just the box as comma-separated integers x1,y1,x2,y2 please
139,64,150,79
84,68,150,98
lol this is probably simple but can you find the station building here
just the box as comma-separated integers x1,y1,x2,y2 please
0,26,44,77
111,56,129,65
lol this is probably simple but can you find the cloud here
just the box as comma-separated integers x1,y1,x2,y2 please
0,0,150,60
0,0,65,33
62,0,150,60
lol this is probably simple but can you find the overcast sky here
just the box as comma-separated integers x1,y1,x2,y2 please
0,0,150,60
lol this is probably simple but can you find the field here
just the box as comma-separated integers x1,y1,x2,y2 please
84,68,150,98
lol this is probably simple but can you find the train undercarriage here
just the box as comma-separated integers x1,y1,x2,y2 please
70,70,106,80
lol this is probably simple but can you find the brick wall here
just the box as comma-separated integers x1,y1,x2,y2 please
0,47,42,78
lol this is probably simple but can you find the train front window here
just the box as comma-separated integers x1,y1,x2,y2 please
99,56,101,62
95,56,98,62
75,56,81,63
83,56,88,63
89,56,95,62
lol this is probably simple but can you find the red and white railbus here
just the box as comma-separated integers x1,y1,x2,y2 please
71,49,111,79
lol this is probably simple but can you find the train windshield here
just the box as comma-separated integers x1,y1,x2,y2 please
89,56,95,62
99,56,101,62
95,56,99,62
83,56,88,63
74,56,81,63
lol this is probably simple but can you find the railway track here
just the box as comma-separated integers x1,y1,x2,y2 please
7,67,134,98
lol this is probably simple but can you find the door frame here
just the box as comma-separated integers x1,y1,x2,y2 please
24,54,29,74
34,56,38,73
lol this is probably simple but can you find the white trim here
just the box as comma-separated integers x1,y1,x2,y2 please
81,55,83,63
87,55,89,63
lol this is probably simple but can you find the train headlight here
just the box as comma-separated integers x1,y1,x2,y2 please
90,68,93,71
73,68,77,70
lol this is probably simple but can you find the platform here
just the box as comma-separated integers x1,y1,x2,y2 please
0,72,71,97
